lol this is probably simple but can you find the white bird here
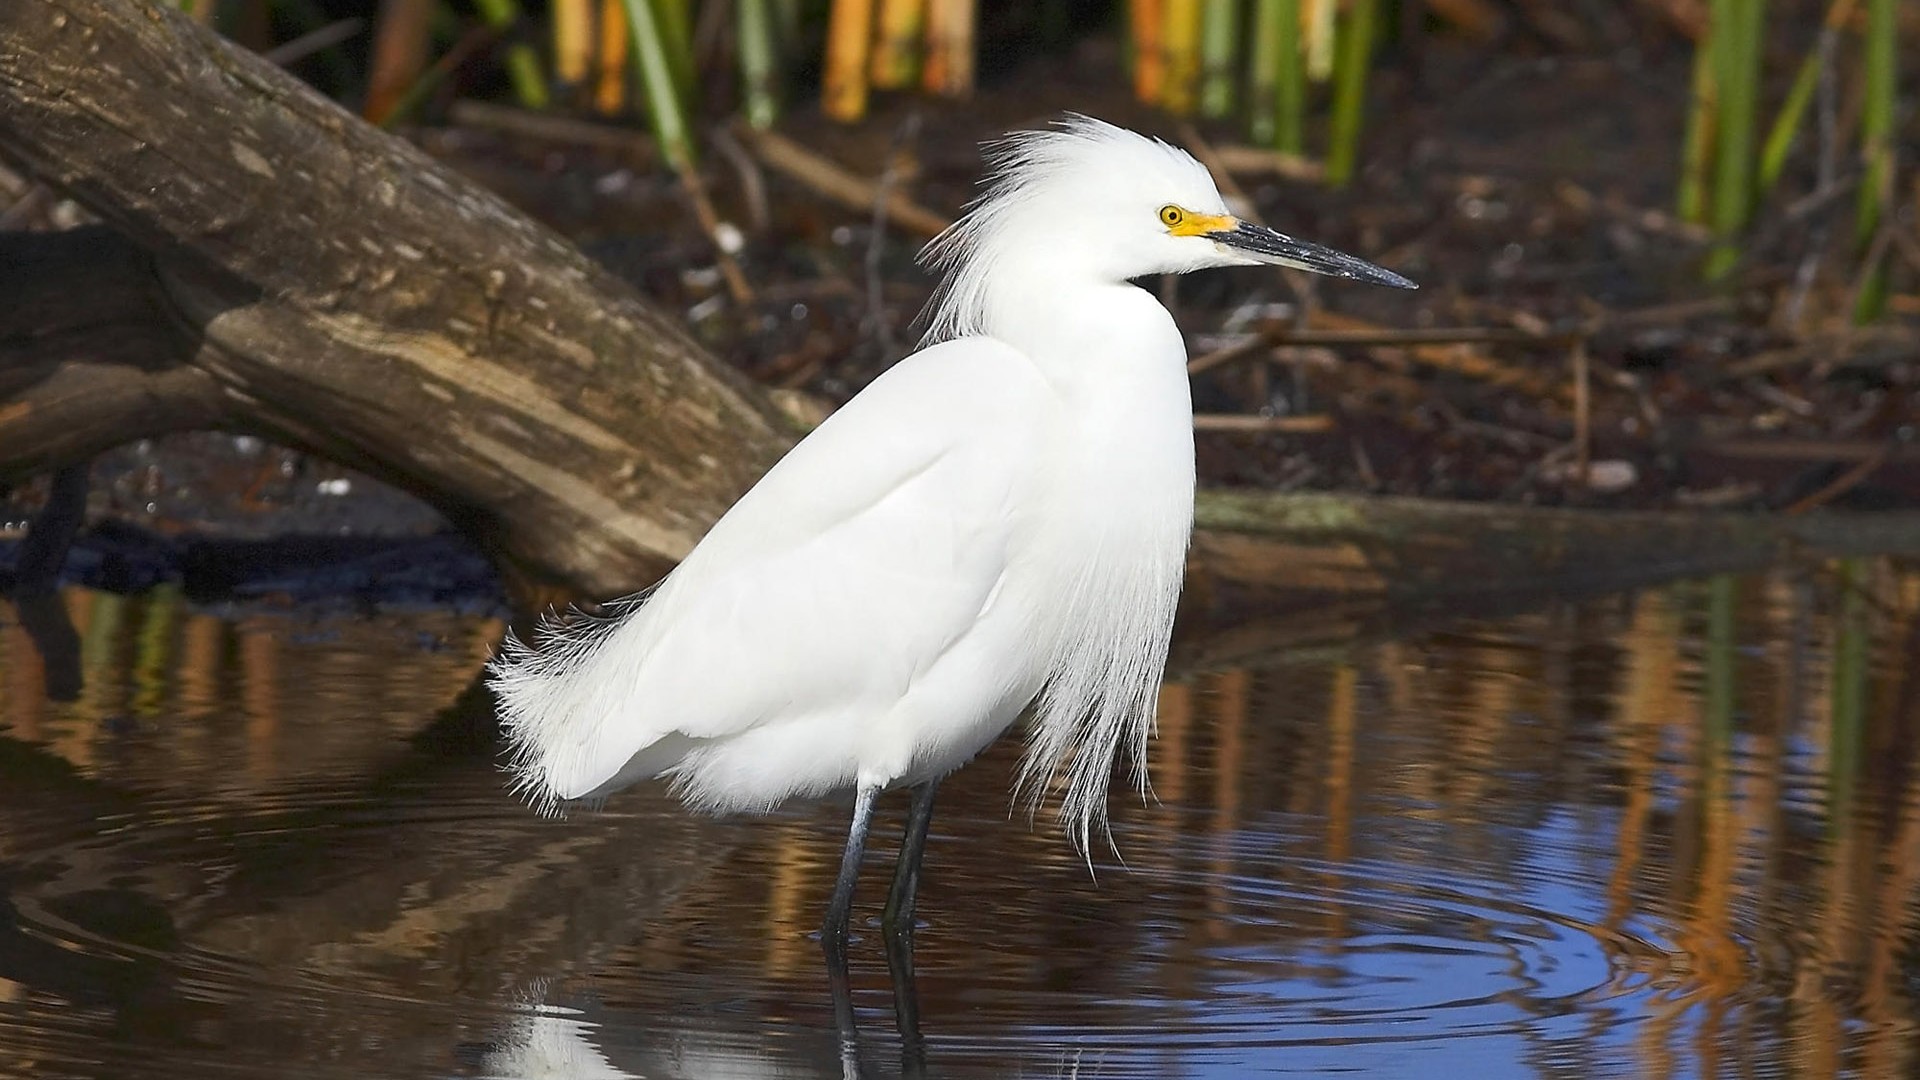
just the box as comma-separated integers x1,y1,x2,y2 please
487,115,1414,952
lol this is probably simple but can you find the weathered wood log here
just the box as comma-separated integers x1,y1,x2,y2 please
1188,490,1920,609
0,0,796,600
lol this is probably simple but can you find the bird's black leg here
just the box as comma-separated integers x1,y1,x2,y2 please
882,780,938,942
822,781,880,963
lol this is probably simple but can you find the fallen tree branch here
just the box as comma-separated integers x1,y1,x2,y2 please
0,0,796,601
736,123,953,238
1187,489,1920,614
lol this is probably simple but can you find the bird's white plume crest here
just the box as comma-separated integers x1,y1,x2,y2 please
919,113,1222,345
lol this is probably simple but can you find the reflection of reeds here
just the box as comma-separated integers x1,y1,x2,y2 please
131,585,181,719
178,612,226,723
240,619,282,783
1324,663,1356,863
2,615,46,742
1704,575,1736,743
1153,680,1193,804
1203,668,1248,939
761,821,819,977
1606,591,1679,929
1828,558,1869,817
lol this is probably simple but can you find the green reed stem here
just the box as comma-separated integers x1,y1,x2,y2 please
621,0,693,167
736,0,780,129
1676,21,1717,225
1324,0,1376,188
1702,0,1765,281
470,0,551,109
1249,0,1279,145
1198,0,1240,119
1756,0,1852,198
651,0,695,101
1851,0,1896,322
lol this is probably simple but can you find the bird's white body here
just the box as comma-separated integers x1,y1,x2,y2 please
489,117,1411,856
494,284,1192,821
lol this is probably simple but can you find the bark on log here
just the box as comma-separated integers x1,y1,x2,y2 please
0,0,796,600
1188,490,1920,608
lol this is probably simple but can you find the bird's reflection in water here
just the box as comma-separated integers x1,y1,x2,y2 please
468,950,930,1080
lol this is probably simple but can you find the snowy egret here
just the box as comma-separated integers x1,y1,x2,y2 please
488,115,1414,952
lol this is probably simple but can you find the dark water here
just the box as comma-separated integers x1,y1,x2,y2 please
1,563,1917,1078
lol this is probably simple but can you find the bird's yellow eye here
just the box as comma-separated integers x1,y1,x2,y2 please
1159,205,1185,228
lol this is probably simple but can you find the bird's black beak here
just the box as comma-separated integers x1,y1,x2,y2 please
1207,220,1418,289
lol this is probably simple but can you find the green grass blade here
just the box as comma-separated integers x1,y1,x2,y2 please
1703,0,1766,281
737,0,780,129
1677,20,1717,224
621,0,693,167
1324,0,1376,188
1199,0,1240,119
471,0,551,109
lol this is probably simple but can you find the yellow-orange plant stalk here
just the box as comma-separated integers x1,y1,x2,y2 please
594,0,629,115
871,0,925,89
823,0,876,121
553,0,594,91
922,0,976,97
1131,0,1166,103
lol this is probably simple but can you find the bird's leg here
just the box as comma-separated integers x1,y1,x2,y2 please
884,895,927,1079
882,780,939,942
822,781,880,962
826,945,864,1078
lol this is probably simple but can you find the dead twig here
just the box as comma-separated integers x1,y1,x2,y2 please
448,99,656,161
738,123,951,238
262,17,363,66
1571,340,1590,485
1188,325,1569,375
1705,438,1920,464
1782,440,1900,515
673,159,754,305
1205,143,1326,183
709,125,771,233
1193,414,1337,434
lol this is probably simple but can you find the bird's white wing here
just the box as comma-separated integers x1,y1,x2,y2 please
492,336,1054,804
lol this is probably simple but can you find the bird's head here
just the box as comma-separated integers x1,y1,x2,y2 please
921,115,1414,339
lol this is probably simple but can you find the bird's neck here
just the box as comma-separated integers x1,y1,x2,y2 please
938,240,1154,361
978,279,1185,393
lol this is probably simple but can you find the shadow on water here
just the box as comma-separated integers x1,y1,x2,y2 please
1,560,1919,1078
